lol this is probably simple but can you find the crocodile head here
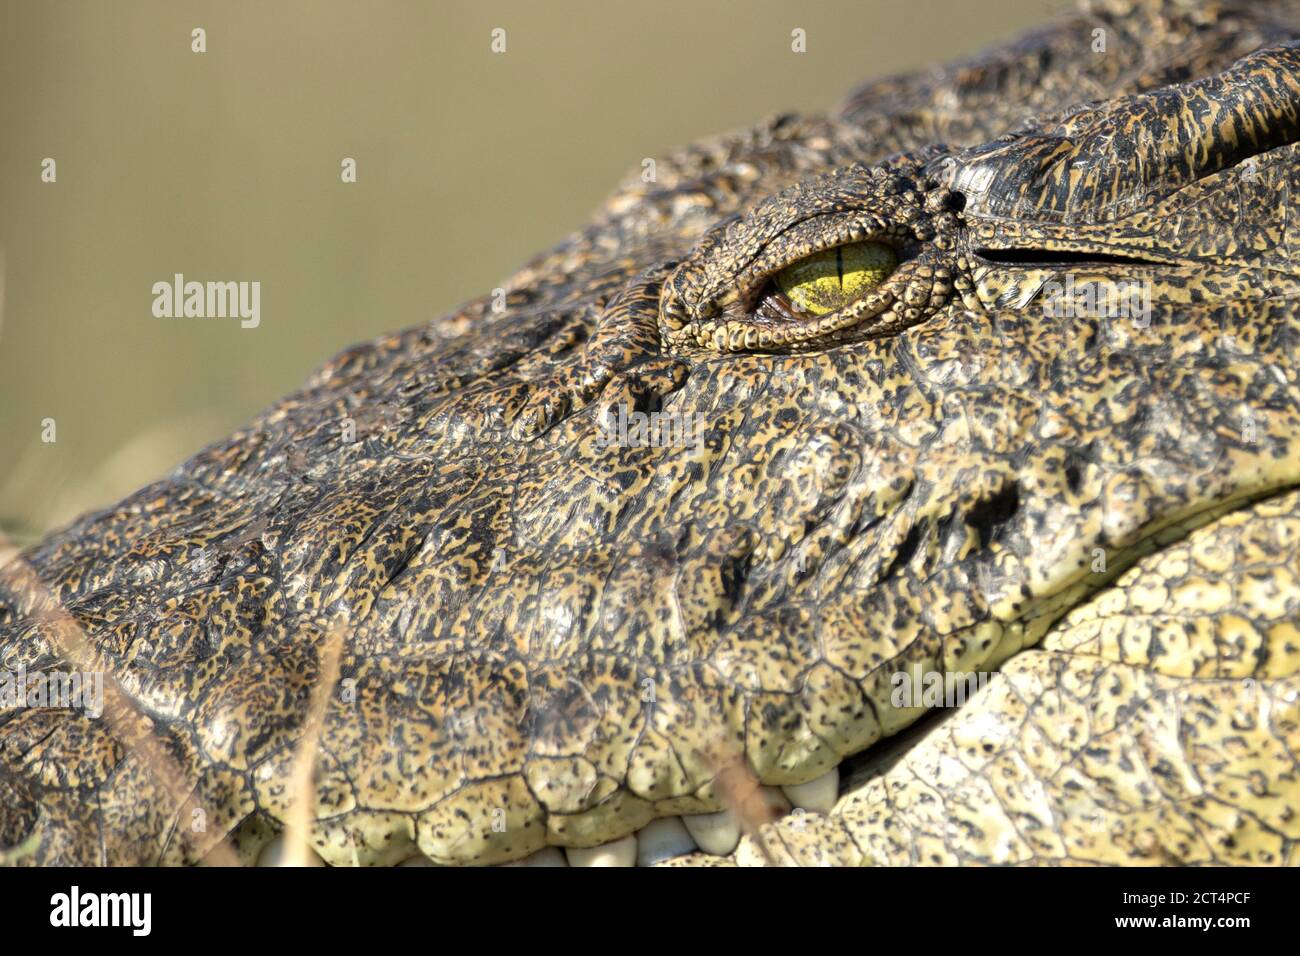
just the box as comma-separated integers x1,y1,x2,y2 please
4,0,1300,867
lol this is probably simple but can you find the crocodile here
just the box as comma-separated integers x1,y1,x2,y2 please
4,0,1300,867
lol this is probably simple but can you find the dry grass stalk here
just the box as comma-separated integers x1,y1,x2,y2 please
279,618,346,867
701,745,785,867
0,533,241,867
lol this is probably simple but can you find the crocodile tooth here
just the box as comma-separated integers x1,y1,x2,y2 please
564,835,637,867
635,817,697,866
504,847,568,867
255,835,326,867
781,767,839,813
681,810,741,855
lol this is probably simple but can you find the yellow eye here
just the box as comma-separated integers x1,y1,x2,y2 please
774,241,897,316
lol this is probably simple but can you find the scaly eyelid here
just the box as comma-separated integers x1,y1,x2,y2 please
658,163,955,351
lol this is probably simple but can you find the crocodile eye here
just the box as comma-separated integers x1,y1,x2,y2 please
773,241,898,316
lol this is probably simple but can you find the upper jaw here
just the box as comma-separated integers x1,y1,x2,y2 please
249,287,1300,867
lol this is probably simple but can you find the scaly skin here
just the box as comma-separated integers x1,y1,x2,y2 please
3,0,1300,866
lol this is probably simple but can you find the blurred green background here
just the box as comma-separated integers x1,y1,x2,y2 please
0,0,1069,544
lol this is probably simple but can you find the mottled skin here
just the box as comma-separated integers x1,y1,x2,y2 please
4,0,1300,866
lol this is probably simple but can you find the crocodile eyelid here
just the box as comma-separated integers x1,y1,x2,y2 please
659,166,960,352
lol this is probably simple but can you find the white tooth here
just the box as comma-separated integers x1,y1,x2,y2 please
504,847,568,867
682,810,741,856
398,855,437,867
781,766,839,813
564,835,637,867
256,834,326,867
635,817,697,866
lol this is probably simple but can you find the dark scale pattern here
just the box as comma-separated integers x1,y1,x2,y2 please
3,0,1300,865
